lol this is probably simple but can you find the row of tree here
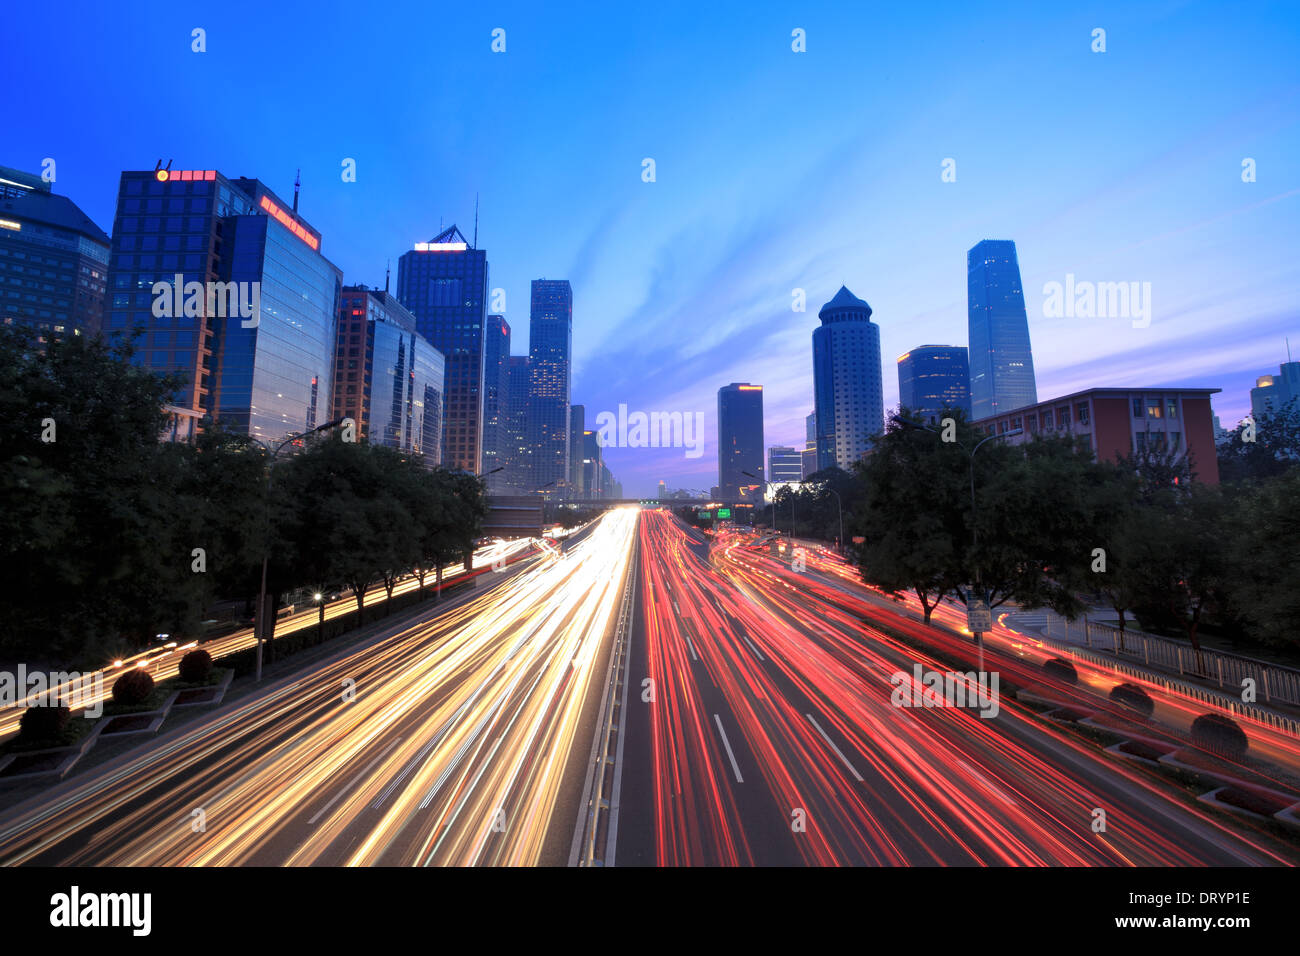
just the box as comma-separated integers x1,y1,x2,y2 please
0,324,487,667
797,406,1300,657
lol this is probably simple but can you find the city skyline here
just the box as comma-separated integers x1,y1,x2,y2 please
5,3,1298,494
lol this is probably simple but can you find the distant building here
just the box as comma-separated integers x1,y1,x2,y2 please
528,279,573,497
898,344,971,424
972,386,1221,484
333,286,444,464
482,314,511,492
657,479,667,500
1250,358,1300,420
0,165,109,341
718,382,765,499
968,239,1037,419
767,445,802,483
569,404,586,498
502,355,532,491
582,429,603,498
801,411,818,477
813,286,884,470
104,166,341,444
397,225,488,473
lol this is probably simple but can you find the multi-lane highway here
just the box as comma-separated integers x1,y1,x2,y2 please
613,510,1299,866
0,509,637,865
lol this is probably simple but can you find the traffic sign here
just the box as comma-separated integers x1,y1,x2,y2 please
967,600,991,633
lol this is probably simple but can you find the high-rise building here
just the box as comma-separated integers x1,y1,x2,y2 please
396,225,488,473
528,279,573,496
657,479,667,500
582,429,603,498
502,355,532,491
967,239,1037,418
569,404,586,499
482,314,511,492
1250,355,1300,420
802,411,818,478
333,286,444,464
717,382,764,499
104,167,341,444
813,286,884,470
767,446,802,484
0,165,110,340
898,344,972,424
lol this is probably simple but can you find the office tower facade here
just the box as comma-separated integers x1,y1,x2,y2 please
582,429,603,498
802,411,818,477
396,225,488,473
502,355,532,491
657,479,667,499
0,165,110,340
967,239,1037,418
717,382,764,499
1250,357,1300,420
897,344,972,424
333,286,444,463
528,279,573,495
104,167,341,443
481,314,511,491
767,445,802,483
569,404,586,498
813,286,884,470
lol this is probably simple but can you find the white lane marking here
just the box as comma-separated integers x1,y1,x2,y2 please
683,632,700,662
308,737,404,825
740,634,766,661
805,714,864,782
713,714,744,784
672,600,680,615
958,759,1017,807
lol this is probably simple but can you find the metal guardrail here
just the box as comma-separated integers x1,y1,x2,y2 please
1041,615,1300,708
568,533,638,867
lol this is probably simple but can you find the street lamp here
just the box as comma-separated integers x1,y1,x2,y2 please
250,418,343,682
898,417,1023,672
742,470,795,537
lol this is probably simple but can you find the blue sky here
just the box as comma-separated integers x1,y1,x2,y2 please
7,0,1298,495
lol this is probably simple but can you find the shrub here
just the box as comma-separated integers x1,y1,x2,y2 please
18,703,70,742
111,668,155,705
1109,682,1155,717
1190,713,1249,760
1043,657,1078,685
178,649,213,683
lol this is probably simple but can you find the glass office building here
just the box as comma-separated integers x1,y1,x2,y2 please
812,286,884,470
967,239,1037,419
0,165,110,341
334,286,445,464
717,382,764,499
104,168,341,443
396,225,488,473
481,314,511,492
528,279,573,496
897,344,972,424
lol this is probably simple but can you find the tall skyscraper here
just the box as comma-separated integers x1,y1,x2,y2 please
897,345,972,425
502,355,533,491
1250,353,1300,420
334,286,444,464
482,314,511,492
104,167,341,444
397,225,488,473
582,429,603,498
813,286,884,470
802,411,818,478
657,479,667,500
0,165,109,340
717,382,764,499
528,279,572,496
569,404,586,499
767,446,802,484
967,239,1037,418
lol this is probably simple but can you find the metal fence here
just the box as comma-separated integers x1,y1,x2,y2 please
1042,614,1300,708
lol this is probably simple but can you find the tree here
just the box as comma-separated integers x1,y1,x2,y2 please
1216,398,1300,483
1221,469,1300,651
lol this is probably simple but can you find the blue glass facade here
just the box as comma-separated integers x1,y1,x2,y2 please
967,239,1037,418
813,286,884,470
897,344,971,425
482,314,511,491
528,279,573,495
717,383,764,499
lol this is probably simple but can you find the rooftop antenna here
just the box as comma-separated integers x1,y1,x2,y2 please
385,259,391,294
473,193,479,249
1288,336,1292,363
292,169,300,213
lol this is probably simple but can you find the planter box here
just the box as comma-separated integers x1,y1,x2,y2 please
99,691,179,738
0,718,108,785
171,668,234,709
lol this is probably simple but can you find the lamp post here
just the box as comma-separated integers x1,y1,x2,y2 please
898,418,1023,673
742,470,794,537
250,418,343,683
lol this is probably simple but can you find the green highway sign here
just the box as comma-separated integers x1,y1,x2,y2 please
698,511,713,519
716,508,731,519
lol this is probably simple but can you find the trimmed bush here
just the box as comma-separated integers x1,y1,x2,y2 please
18,703,70,742
1190,712,1249,760
1109,682,1155,717
1043,657,1078,685
178,649,213,683
111,668,155,705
